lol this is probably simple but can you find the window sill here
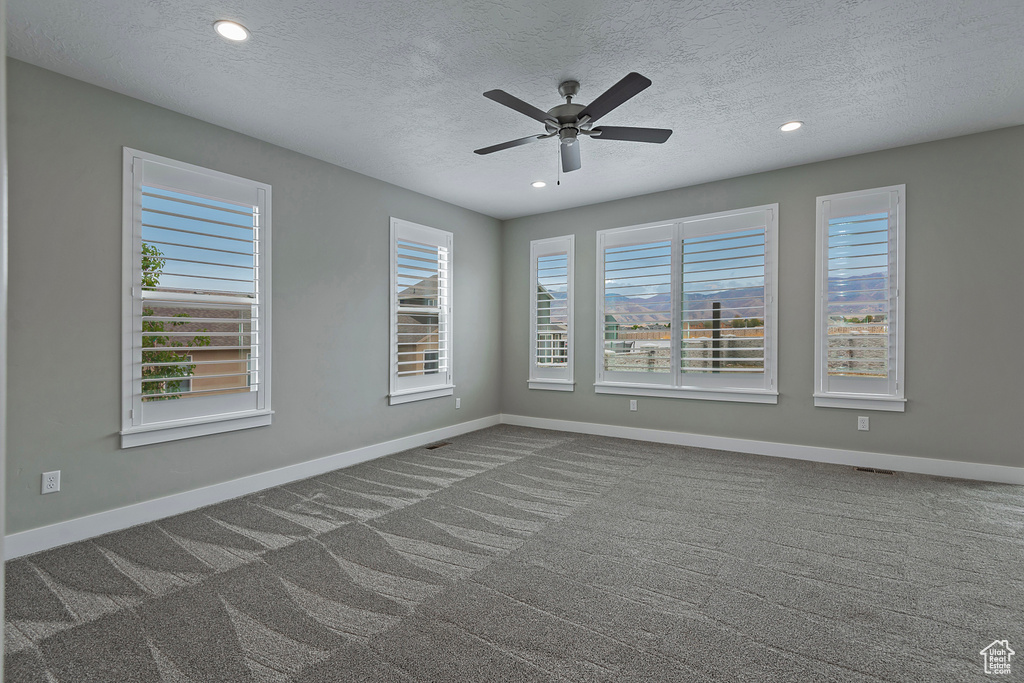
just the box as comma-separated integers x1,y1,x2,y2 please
594,383,778,404
528,380,575,392
814,393,906,412
121,409,273,448
389,385,455,406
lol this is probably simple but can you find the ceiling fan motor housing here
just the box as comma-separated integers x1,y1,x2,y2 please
545,100,589,143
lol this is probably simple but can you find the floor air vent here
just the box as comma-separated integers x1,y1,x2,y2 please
854,466,896,475
425,442,452,450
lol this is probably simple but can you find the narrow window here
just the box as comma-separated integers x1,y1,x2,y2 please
529,235,574,390
121,148,271,447
815,185,905,411
389,218,453,405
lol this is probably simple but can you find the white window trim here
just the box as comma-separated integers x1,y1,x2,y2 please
120,148,272,447
594,205,779,404
814,184,906,412
593,382,779,403
529,234,575,392
389,217,454,406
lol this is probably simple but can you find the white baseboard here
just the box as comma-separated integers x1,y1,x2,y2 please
5,414,501,560
500,414,1024,485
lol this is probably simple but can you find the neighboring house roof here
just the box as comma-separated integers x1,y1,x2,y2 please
143,303,252,350
396,314,438,346
398,274,439,305
396,275,442,346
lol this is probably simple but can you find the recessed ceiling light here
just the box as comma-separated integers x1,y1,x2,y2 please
531,181,547,188
214,20,250,42
780,121,803,132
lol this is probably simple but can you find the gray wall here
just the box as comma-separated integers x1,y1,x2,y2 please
502,126,1024,468
1,0,8,665
7,56,1024,538
6,59,502,534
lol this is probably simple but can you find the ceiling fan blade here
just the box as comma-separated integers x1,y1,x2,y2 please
560,142,582,172
591,126,673,143
483,90,556,124
578,72,652,123
474,134,546,155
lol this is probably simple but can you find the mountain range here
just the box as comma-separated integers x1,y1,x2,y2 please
539,272,887,326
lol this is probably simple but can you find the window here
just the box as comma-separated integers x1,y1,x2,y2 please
596,205,778,403
121,148,271,447
179,355,194,394
814,185,905,411
423,350,439,374
529,235,574,391
389,218,453,405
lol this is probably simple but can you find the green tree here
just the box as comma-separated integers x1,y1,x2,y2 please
142,244,210,400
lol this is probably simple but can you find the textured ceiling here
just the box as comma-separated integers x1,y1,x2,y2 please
8,0,1024,220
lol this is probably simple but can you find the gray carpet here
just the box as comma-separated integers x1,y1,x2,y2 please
4,425,1023,682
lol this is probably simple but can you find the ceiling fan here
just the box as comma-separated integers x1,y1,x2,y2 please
474,72,672,173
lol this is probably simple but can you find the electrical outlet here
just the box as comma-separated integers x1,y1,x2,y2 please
455,398,461,409
42,470,61,494
857,416,870,431
629,399,638,412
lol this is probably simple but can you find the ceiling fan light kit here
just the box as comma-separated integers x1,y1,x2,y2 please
474,72,673,173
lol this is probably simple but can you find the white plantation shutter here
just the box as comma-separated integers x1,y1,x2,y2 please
121,149,272,447
390,218,454,405
529,235,574,390
815,185,905,411
596,206,778,402
679,207,775,393
681,229,766,374
599,224,675,385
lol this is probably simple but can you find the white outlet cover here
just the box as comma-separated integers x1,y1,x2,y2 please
42,470,61,494
630,400,638,412
857,416,870,431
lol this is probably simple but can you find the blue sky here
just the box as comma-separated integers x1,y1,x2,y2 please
141,186,256,295
396,238,444,295
603,229,767,301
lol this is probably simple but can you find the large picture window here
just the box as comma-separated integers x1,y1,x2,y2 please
596,205,778,403
121,148,271,447
529,235,574,391
814,185,905,411
389,218,453,405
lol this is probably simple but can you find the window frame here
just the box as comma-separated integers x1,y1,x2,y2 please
180,354,193,394
120,148,272,448
594,205,779,404
389,217,454,405
814,184,906,412
529,234,575,391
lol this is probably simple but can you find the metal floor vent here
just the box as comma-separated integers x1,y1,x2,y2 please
854,466,896,475
425,442,452,450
